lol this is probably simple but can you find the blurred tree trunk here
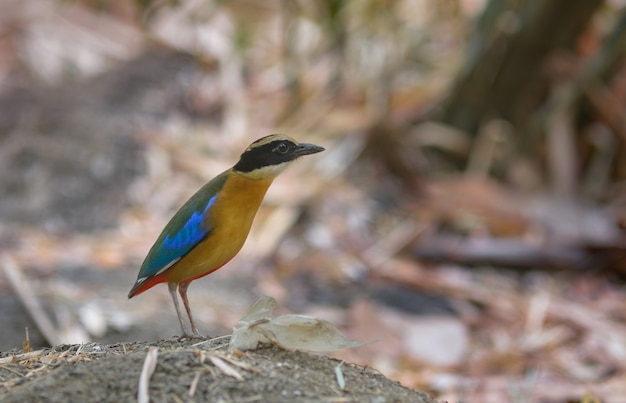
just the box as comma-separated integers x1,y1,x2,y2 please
440,0,604,135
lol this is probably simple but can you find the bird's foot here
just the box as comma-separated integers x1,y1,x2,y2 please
177,332,210,341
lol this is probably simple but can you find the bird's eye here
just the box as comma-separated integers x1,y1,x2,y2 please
275,142,289,154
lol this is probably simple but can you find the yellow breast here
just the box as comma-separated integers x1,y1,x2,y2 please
164,171,273,283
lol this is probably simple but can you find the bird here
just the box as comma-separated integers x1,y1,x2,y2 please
128,134,325,338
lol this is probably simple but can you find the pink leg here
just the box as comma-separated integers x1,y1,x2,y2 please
179,281,204,338
168,282,192,338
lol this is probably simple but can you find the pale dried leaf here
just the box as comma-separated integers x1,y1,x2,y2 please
229,296,375,352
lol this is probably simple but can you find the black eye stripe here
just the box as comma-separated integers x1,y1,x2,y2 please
234,139,299,172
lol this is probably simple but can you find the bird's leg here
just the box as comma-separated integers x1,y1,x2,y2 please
179,281,205,338
168,282,193,338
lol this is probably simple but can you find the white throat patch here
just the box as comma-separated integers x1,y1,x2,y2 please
238,161,292,180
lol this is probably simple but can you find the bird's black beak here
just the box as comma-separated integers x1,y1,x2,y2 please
294,142,325,157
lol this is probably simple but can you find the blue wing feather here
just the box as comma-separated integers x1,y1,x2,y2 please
137,171,229,280
163,195,216,251
144,194,217,273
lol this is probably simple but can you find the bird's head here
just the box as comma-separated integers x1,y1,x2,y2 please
233,134,325,179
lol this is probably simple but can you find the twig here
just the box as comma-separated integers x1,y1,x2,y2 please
214,351,258,372
2,254,61,346
188,371,201,397
23,327,31,353
0,350,45,365
335,361,346,390
137,347,159,403
208,355,244,380
191,334,230,348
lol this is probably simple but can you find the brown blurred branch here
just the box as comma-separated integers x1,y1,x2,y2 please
2,255,60,346
440,0,603,135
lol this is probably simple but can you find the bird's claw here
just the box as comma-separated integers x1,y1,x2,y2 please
178,332,209,341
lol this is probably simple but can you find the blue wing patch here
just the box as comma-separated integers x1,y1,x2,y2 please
140,194,218,277
163,195,216,251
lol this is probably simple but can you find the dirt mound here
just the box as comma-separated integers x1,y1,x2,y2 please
0,338,436,403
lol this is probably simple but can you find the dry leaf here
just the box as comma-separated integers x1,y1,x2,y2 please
229,296,376,352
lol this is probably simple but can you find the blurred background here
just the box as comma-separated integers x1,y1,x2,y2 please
1,0,626,401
